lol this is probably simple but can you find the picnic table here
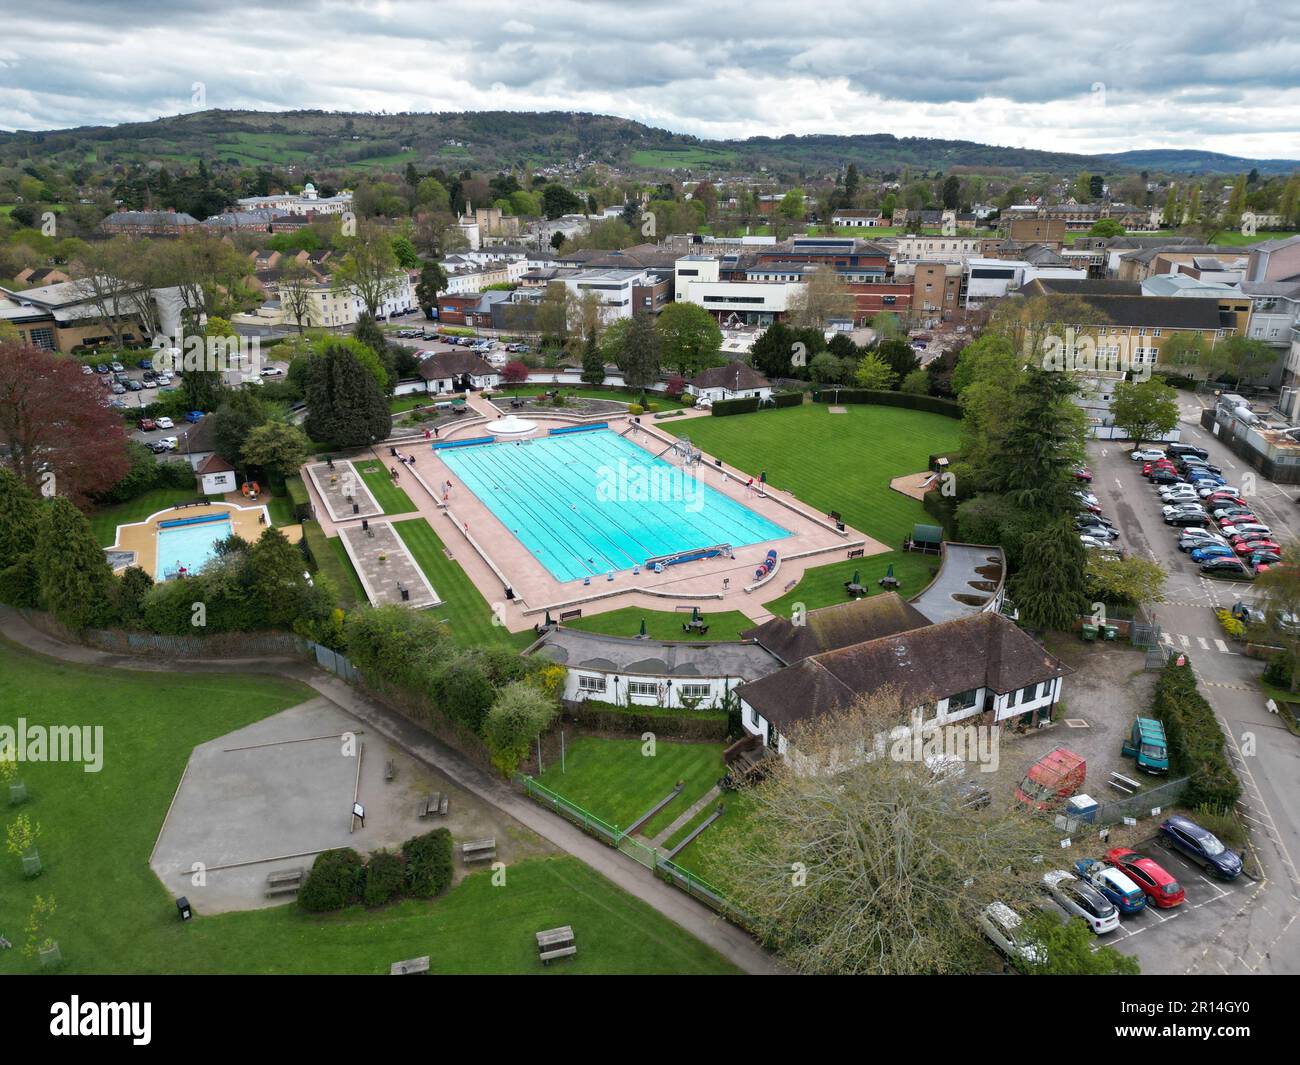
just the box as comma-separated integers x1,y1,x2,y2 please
536,925,577,965
265,867,305,897
461,837,496,863
417,792,447,818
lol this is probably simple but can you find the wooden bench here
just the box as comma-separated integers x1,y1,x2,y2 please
265,868,305,896
384,759,395,782
461,838,497,863
536,925,576,965
1108,770,1140,795
417,792,443,818
539,945,577,965
390,955,430,975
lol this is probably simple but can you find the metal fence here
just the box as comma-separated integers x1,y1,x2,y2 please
308,641,361,684
520,776,747,925
1093,776,1189,827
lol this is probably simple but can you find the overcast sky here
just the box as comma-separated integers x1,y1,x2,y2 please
2,0,1298,159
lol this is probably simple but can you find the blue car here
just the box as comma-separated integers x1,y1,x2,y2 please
1190,544,1235,563
1074,858,1147,914
1159,815,1243,880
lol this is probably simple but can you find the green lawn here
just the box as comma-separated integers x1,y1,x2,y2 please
393,517,534,649
265,493,296,528
0,638,736,975
565,606,755,643
666,791,758,892
327,533,369,607
535,736,725,838
761,550,941,616
667,404,960,549
354,460,415,515
90,489,220,547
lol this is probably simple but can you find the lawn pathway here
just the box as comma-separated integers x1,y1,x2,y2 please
650,785,722,849
0,606,779,976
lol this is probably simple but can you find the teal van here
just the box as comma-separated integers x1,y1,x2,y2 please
1121,717,1169,774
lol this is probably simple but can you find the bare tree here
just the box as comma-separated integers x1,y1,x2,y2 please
277,258,319,334
70,239,138,349
786,264,856,330
331,224,400,317
710,687,1061,974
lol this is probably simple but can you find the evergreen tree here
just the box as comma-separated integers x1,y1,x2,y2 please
621,313,661,392
304,343,392,448
35,497,114,630
985,367,1085,514
1009,517,1089,631
581,334,606,386
0,469,42,607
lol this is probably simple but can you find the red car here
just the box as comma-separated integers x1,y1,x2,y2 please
1143,460,1176,476
1073,466,1093,482
1106,848,1185,908
138,418,157,432
1234,538,1280,557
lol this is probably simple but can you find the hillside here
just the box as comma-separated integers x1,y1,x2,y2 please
1,109,1295,178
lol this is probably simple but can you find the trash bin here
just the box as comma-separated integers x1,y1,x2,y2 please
1080,624,1098,641
1101,624,1119,641
1065,794,1099,824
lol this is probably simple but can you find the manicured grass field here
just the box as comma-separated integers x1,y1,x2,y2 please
393,518,534,649
355,460,415,515
565,606,755,643
327,533,368,607
667,404,960,548
90,489,222,547
0,639,735,975
265,493,296,528
535,736,725,838
665,790,758,892
761,550,940,616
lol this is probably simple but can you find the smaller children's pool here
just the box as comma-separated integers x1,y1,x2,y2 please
156,517,233,579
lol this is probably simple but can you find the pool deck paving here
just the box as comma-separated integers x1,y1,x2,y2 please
338,520,441,608
305,460,384,523
343,403,886,632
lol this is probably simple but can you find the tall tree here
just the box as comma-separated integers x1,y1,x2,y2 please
35,496,115,630
1009,517,1089,631
985,366,1085,515
787,266,855,330
277,258,319,334
655,302,722,376
331,225,400,317
1110,378,1178,447
415,261,448,318
854,353,898,390
621,313,662,392
580,335,606,386
304,342,392,448
0,341,130,505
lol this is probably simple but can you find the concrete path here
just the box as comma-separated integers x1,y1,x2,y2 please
0,607,778,975
650,785,723,849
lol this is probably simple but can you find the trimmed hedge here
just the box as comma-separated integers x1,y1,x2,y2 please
285,475,311,522
710,396,761,417
1151,660,1242,808
811,388,961,418
402,828,455,899
769,391,804,409
362,850,407,907
299,847,365,912
563,700,729,740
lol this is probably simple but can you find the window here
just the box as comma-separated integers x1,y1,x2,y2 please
577,675,606,694
679,683,711,700
28,328,55,350
628,680,659,697
947,688,979,712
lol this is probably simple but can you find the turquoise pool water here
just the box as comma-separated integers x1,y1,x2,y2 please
156,517,233,579
438,430,789,582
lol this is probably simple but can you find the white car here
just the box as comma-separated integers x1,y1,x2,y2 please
1041,870,1120,935
158,436,178,451
1179,531,1226,551
1162,503,1205,517
154,417,174,430
1221,523,1271,539
1131,448,1166,462
1080,534,1114,550
1199,484,1237,498
978,902,1045,966
1159,487,1199,501
260,366,284,377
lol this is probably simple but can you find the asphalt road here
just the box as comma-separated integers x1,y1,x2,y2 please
1087,397,1300,975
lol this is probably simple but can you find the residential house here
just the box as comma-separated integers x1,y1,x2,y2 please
686,362,773,402
417,350,501,394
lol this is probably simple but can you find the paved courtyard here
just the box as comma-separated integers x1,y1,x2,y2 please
338,520,440,608
150,698,549,913
305,460,383,523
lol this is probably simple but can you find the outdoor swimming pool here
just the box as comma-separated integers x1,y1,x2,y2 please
156,516,233,579
438,430,789,582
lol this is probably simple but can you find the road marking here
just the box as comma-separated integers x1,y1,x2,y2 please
1180,634,1191,648
1197,636,1210,650
1214,638,1230,653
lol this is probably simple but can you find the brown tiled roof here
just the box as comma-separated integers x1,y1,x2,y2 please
690,361,770,390
741,592,931,665
736,612,1069,729
197,453,235,474
418,351,497,379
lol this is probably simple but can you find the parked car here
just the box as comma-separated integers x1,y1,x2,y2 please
1131,448,1166,462
109,361,124,373
80,363,93,375
1074,858,1148,914
1080,534,1113,550
1167,511,1213,527
260,366,284,377
138,356,152,370
1201,557,1253,580
1178,530,1226,551
1249,551,1282,574
1198,484,1238,498
1223,524,1272,540
95,363,110,374
1072,466,1092,482
110,382,126,395
158,436,178,451
1015,747,1086,810
1150,470,1183,485
1106,848,1185,907
1162,504,1205,518
137,418,157,432
1231,601,1266,626
154,416,175,430
1121,716,1169,774
1079,525,1118,542
1212,506,1254,521
977,902,1046,966
126,379,143,391
1041,870,1120,934
1167,443,1209,460
1234,539,1281,558
1190,544,1236,563
1158,815,1243,880
184,411,204,423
